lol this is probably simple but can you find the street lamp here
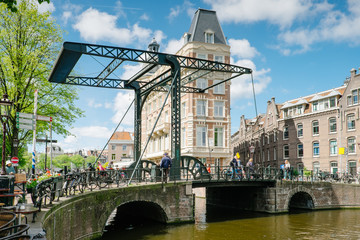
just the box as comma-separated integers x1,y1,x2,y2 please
249,144,255,159
0,94,13,175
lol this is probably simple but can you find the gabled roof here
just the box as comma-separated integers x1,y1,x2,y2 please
110,131,133,141
187,9,227,44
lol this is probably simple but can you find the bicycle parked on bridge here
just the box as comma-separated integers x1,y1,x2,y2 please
221,166,245,181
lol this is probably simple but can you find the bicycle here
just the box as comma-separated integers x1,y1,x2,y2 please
221,167,244,181
87,170,112,190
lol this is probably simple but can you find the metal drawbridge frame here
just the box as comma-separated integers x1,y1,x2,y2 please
48,42,252,179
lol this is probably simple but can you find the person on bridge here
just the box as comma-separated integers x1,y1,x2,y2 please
230,155,239,179
246,158,254,179
160,152,172,183
284,160,291,180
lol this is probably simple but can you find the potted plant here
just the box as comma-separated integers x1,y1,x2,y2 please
25,178,38,194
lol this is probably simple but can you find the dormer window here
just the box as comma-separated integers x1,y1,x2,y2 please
205,32,214,44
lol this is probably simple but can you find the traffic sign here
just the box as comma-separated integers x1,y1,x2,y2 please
16,123,34,130
16,112,34,119
37,115,52,122
11,157,19,164
16,118,33,124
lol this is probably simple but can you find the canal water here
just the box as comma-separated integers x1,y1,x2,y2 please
102,191,360,240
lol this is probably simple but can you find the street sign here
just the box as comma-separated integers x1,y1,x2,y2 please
11,157,19,164
16,123,34,130
16,112,34,119
36,139,57,143
16,118,33,124
37,115,52,122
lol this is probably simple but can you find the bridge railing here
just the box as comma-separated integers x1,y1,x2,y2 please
28,167,360,208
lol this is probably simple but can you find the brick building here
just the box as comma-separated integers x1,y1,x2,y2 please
141,9,232,166
108,131,134,163
232,68,360,175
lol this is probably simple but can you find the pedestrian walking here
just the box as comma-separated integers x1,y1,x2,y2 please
160,152,172,183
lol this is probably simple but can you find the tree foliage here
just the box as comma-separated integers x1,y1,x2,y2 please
0,0,84,165
0,0,49,12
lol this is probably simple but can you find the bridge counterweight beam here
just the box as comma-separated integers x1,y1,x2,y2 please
165,55,181,180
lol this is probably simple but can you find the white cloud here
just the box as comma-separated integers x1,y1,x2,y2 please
73,8,164,47
37,1,55,13
64,135,77,144
168,6,181,21
121,63,143,80
164,38,183,54
228,38,259,59
140,13,149,21
167,0,196,21
72,126,113,138
104,102,112,109
274,0,360,54
204,0,329,29
112,92,134,127
88,99,103,108
230,59,271,100
114,1,126,18
62,11,72,25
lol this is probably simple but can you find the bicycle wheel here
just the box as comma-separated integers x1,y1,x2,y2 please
97,173,108,189
221,169,230,181
78,179,86,193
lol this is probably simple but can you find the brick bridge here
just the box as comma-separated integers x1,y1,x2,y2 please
42,181,360,240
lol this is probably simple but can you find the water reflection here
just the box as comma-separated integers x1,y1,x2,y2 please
102,193,360,240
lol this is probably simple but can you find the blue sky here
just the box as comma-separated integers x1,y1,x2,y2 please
35,0,360,153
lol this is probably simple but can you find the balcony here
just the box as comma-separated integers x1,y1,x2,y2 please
147,122,170,136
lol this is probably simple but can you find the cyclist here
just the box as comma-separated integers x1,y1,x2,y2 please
230,155,239,179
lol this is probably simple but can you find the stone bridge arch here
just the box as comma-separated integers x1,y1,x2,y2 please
105,200,168,230
284,185,317,211
42,183,193,240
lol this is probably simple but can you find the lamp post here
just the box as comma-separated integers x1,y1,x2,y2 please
249,144,255,160
0,94,13,175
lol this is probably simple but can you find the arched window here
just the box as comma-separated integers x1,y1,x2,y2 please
313,141,319,156
297,123,303,138
329,117,337,133
348,137,356,154
312,120,319,135
329,139,337,156
283,125,289,140
283,145,289,159
347,114,355,130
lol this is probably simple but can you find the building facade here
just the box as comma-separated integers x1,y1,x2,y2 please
141,9,232,166
108,131,134,163
232,68,360,175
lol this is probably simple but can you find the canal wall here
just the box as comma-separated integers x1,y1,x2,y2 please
206,181,360,214
42,183,194,240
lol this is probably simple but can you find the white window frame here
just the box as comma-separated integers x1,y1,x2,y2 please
283,126,289,140
213,80,225,94
214,101,224,117
196,126,207,147
214,127,224,147
313,141,320,157
312,120,319,136
348,137,356,154
205,32,214,44
283,145,289,159
297,124,303,138
347,114,355,131
297,144,303,158
329,117,337,133
330,139,337,156
196,99,207,116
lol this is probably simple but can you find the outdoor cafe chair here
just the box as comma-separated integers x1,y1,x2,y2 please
0,224,30,239
0,212,16,231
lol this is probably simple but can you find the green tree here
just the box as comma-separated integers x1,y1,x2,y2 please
70,155,85,169
52,155,71,169
0,0,50,12
0,0,84,166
